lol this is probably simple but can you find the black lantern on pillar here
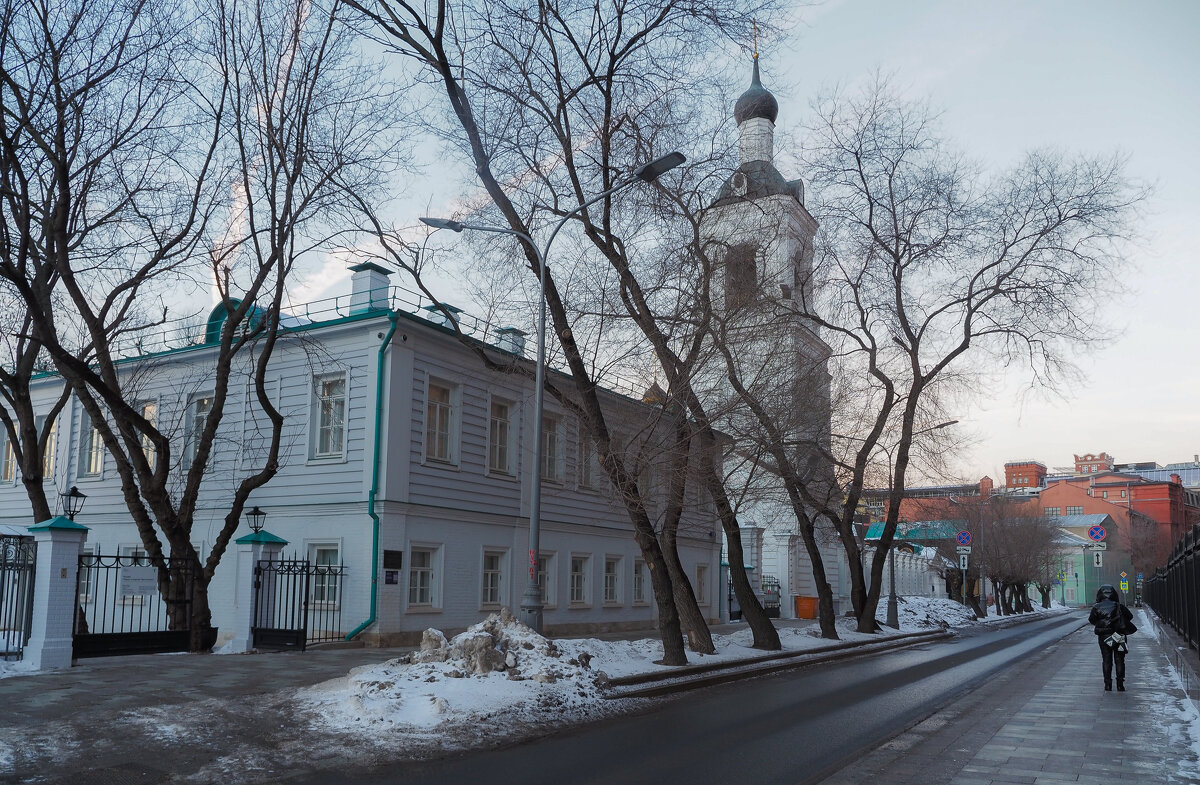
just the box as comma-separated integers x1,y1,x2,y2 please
62,486,88,521
246,505,266,534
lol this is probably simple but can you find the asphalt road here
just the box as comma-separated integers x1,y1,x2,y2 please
303,613,1088,785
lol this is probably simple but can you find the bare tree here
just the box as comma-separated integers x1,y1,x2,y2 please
0,0,402,649
346,0,796,662
776,75,1144,633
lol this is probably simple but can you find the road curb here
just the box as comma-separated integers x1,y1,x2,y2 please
603,629,951,699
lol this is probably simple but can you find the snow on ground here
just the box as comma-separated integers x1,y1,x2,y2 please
294,599,1063,752
1137,608,1200,777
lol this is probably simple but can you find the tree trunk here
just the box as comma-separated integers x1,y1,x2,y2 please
660,527,715,654
964,576,984,618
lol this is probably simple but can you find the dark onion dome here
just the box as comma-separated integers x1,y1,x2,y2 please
733,58,778,125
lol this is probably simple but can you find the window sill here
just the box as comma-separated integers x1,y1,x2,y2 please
602,601,622,608
567,602,592,610
423,458,460,471
306,454,349,467
485,470,518,481
632,600,650,607
479,603,502,612
406,605,442,614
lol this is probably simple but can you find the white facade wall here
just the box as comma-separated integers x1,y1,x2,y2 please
0,304,721,646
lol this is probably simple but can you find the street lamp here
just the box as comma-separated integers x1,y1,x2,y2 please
246,505,267,534
62,486,87,521
422,151,686,634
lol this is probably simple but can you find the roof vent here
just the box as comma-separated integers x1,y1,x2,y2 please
421,303,463,329
494,326,527,356
348,262,392,314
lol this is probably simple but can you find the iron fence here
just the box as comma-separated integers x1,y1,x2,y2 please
1145,523,1200,651
253,557,347,651
74,553,195,658
0,536,36,661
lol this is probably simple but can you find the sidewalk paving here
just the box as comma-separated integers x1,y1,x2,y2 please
3,609,1197,784
818,608,1200,784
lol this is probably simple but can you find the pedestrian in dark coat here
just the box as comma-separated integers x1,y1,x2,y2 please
1088,584,1136,691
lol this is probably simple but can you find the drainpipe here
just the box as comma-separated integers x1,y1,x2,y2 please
346,311,400,641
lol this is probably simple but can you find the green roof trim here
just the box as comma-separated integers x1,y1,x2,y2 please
28,516,89,532
864,519,967,542
235,530,288,545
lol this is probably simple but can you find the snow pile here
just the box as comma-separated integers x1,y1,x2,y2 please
298,608,627,747
0,658,37,680
876,596,980,629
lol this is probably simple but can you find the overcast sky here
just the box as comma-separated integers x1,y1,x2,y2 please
760,0,1199,480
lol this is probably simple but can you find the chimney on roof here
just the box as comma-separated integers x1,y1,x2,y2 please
1172,473,1182,485
348,262,392,314
979,476,993,498
494,326,527,356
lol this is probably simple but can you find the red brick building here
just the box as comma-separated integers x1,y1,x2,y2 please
1037,469,1200,568
1075,452,1115,474
1004,460,1047,489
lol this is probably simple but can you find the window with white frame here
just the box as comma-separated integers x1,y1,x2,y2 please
695,563,709,605
135,402,157,465
1044,507,1061,517
39,415,56,479
425,380,456,464
79,412,104,477
541,414,563,482
78,547,96,603
537,553,556,607
184,394,213,468
311,374,347,458
603,557,621,604
0,434,14,482
1065,506,1083,516
309,543,341,605
1121,490,1127,498
119,544,150,600
579,434,598,489
488,399,514,475
632,559,647,604
569,554,590,605
482,550,505,606
408,546,438,606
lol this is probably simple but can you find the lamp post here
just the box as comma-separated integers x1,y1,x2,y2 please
61,486,87,521
246,505,266,534
421,152,685,634
887,519,904,628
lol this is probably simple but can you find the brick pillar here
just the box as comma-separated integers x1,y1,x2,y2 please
228,530,288,653
24,516,89,670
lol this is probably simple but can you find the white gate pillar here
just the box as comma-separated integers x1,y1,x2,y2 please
228,530,288,653
24,516,89,670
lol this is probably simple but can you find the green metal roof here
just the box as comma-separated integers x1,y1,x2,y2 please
863,519,967,542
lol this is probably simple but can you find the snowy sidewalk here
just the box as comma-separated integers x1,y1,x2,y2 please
818,608,1200,784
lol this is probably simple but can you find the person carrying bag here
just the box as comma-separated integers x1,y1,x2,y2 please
1088,584,1136,691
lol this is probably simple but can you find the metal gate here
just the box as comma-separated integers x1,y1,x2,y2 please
1,536,36,661
73,554,195,658
253,558,346,651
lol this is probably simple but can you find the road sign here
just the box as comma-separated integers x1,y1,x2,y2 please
959,554,969,570
956,546,972,555
956,530,973,546
1090,542,1107,550
1120,571,1127,579
1088,525,1107,542
1137,572,1143,580
1120,580,1129,591
1093,551,1103,568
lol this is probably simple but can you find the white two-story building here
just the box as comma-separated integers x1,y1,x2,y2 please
0,263,722,646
